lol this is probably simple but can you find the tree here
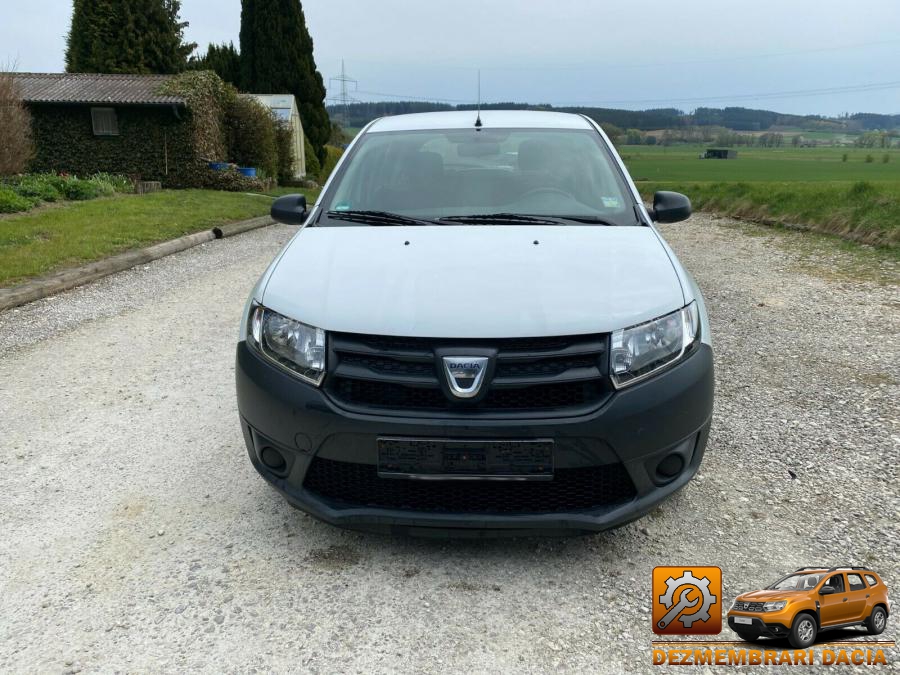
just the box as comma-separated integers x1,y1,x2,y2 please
0,71,33,175
240,0,329,164
65,0,196,74
188,42,242,86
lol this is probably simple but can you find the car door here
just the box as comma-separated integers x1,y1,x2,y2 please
818,573,850,626
845,573,870,622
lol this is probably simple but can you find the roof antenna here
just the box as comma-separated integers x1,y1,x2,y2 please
474,68,483,129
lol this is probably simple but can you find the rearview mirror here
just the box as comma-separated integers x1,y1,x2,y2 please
271,194,308,225
651,191,692,224
819,586,836,595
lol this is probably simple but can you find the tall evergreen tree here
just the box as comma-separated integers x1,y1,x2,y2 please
239,0,329,164
187,42,242,86
65,0,196,74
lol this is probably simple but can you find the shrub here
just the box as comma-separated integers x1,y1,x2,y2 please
318,145,343,183
90,172,133,193
224,96,278,179
883,154,891,164
61,177,104,200
199,167,267,192
841,153,848,162
0,71,33,175
0,187,35,213
13,174,64,202
865,154,874,163
304,137,321,180
274,122,294,183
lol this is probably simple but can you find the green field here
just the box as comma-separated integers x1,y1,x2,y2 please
0,188,318,286
621,145,900,182
620,144,899,250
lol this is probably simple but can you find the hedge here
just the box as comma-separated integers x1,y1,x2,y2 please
27,71,289,189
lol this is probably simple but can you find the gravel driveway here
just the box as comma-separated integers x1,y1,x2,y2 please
1,214,897,673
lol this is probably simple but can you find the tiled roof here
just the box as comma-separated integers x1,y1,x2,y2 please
13,73,185,106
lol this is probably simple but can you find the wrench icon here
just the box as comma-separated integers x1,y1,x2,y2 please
657,590,699,629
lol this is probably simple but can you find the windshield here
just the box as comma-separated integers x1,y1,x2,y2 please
320,128,637,225
768,573,824,591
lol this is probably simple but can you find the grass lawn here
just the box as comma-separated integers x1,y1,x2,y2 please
621,144,900,182
0,188,318,287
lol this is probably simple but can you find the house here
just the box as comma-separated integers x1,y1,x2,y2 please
15,73,206,186
246,94,307,179
703,148,738,159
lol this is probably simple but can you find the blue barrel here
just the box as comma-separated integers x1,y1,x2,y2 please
238,167,257,177
208,162,229,171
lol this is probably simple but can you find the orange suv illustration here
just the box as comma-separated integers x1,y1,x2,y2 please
727,567,890,648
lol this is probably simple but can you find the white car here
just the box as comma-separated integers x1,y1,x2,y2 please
236,110,713,536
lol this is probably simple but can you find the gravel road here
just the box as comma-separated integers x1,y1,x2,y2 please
1,214,897,673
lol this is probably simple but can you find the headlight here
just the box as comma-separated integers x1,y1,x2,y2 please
610,302,700,388
763,601,786,612
249,306,326,385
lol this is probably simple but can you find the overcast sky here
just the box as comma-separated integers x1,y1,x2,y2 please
3,0,899,115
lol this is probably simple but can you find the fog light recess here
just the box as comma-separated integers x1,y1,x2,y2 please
260,446,287,472
655,453,684,481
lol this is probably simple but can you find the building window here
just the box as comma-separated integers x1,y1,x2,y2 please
91,107,119,136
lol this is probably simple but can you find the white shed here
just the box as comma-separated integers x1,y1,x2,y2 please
247,94,307,179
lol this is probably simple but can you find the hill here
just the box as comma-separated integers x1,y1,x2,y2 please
327,101,900,134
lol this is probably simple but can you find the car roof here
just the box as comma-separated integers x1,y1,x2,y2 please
366,110,595,133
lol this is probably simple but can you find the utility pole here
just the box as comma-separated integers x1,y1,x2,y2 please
328,60,357,127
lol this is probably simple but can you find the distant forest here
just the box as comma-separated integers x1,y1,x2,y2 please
327,101,900,133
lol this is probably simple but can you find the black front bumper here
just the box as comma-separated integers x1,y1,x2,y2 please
727,615,791,638
235,340,714,536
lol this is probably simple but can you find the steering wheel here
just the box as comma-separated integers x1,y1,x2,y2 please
519,186,572,200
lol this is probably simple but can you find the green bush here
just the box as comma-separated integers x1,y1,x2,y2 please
13,174,64,202
0,187,36,213
224,96,278,179
0,172,132,214
199,167,267,192
274,122,294,183
90,172,133,193
62,177,104,200
304,137,321,180
318,145,343,183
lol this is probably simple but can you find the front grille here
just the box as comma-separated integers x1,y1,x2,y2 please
733,601,764,612
326,332,609,414
303,457,637,513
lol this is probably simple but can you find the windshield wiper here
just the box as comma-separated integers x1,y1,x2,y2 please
324,210,436,226
546,215,622,226
438,213,566,226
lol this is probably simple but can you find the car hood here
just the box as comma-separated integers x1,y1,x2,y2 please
737,590,809,602
262,225,684,338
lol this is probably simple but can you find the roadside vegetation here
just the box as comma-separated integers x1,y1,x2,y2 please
623,144,899,250
638,181,899,250
0,173,132,214
0,188,318,286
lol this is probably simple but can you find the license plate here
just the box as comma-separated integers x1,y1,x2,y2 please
733,616,753,625
377,438,553,479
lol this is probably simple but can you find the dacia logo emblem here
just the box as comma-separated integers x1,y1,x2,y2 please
442,356,489,399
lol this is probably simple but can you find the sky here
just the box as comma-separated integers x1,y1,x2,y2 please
3,0,899,116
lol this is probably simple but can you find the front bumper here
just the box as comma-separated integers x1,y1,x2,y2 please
727,613,792,638
235,340,714,535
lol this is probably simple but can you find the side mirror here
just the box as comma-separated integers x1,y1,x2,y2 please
271,194,308,225
819,586,836,595
651,191,692,223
